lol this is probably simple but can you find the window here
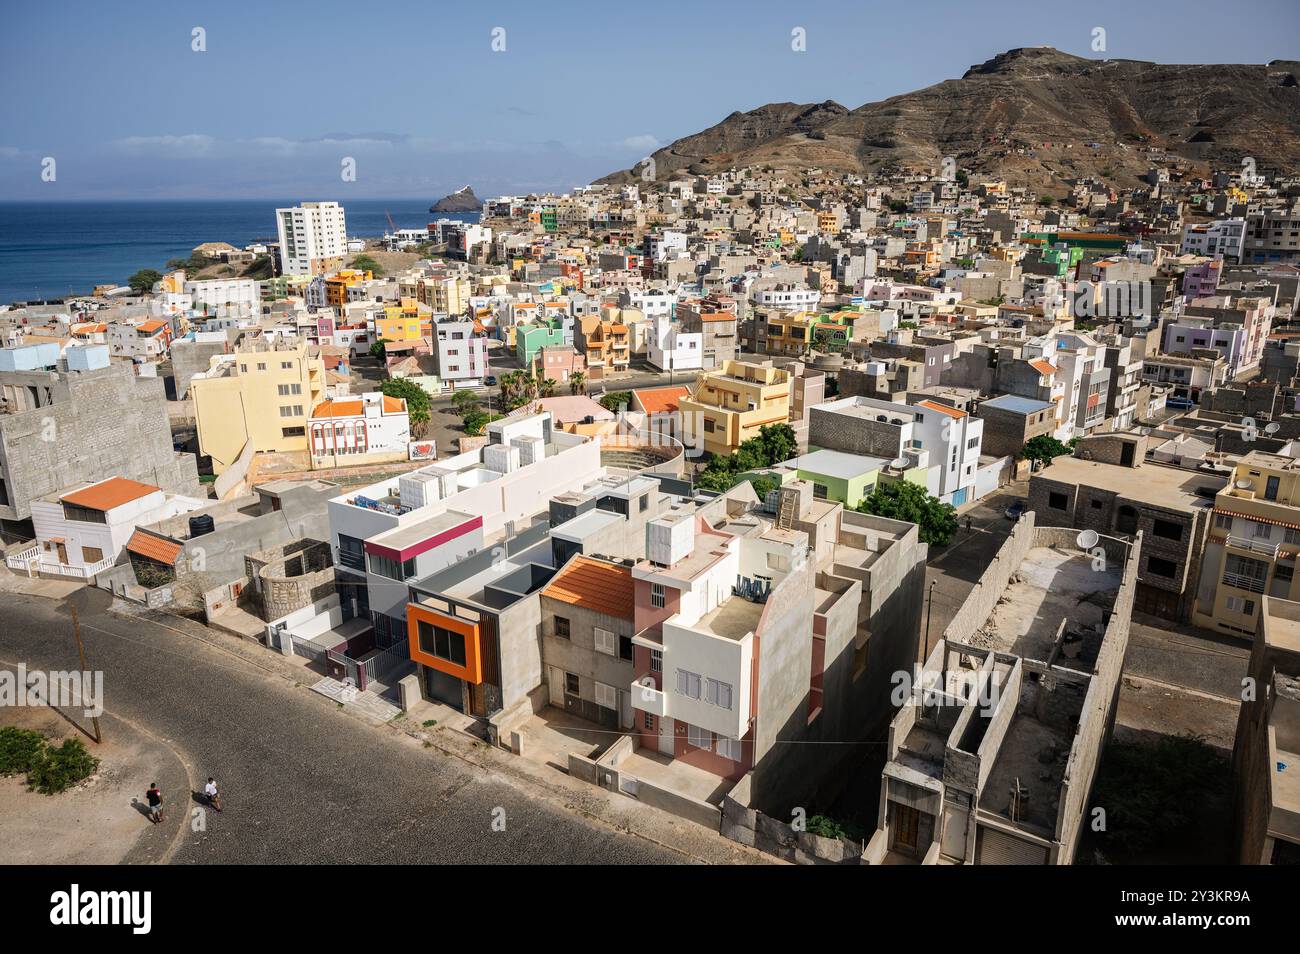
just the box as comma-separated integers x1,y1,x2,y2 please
555,616,571,639
676,669,701,699
565,672,580,695
282,426,305,438
643,712,655,730
280,405,294,418
1152,519,1183,542
81,546,104,563
62,503,107,524
1253,522,1272,540
1285,527,1300,545
619,635,633,661
1048,491,1069,510
1214,513,1233,531
594,627,617,656
416,621,467,667
281,361,293,370
650,583,666,608
650,648,662,673
687,723,712,751
639,494,649,513
369,553,416,580
1275,563,1294,582
594,681,617,710
715,736,742,762
1225,596,1256,616
1147,556,1177,578
703,419,716,433
705,678,733,710
337,535,365,571
1090,499,1102,509
257,362,266,371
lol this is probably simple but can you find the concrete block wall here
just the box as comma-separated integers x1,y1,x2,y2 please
0,365,201,521
939,512,1037,647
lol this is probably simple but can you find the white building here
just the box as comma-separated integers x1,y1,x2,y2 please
433,320,488,387
185,278,262,318
15,477,204,579
645,314,701,372
276,201,348,276
308,392,411,469
1181,218,1247,261
752,285,822,311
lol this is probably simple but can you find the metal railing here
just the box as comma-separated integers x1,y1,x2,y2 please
1222,571,1268,594
1226,535,1280,559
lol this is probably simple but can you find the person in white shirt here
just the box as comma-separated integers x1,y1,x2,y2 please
203,777,222,812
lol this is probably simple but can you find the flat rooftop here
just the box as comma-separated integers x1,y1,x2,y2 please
969,546,1120,661
1037,457,1222,511
694,595,764,641
793,449,889,480
368,509,478,553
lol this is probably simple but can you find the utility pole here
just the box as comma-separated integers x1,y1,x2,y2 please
70,605,102,744
923,579,938,663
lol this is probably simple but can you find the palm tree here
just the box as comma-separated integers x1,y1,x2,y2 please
538,377,557,398
569,370,586,395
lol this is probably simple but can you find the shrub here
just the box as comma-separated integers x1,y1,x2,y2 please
0,727,47,776
27,737,99,795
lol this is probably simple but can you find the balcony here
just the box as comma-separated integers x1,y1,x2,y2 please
630,678,667,717
1222,570,1268,594
1226,535,1280,559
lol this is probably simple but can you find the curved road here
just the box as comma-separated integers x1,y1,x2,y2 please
0,589,681,864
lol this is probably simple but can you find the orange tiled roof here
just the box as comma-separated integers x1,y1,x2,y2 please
382,395,405,414
917,400,967,419
699,313,734,323
139,320,168,333
126,529,183,565
312,399,363,418
542,556,633,618
635,385,689,415
1030,359,1057,376
61,477,159,511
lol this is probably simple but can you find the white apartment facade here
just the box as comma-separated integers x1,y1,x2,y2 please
277,201,348,276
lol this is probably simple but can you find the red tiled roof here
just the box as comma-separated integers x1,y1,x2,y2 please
635,385,689,416
61,477,159,512
917,400,967,419
1030,359,1057,376
126,529,183,565
542,556,633,619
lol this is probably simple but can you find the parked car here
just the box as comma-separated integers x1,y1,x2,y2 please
1005,500,1026,521
1165,396,1194,409
484,375,497,386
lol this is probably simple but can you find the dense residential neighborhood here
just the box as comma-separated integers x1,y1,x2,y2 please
2,9,1299,930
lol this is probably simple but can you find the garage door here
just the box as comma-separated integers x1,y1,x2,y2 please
976,825,1049,865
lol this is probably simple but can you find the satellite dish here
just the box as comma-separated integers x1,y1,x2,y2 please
1076,529,1099,550
1235,479,1253,490
891,456,910,469
1265,423,1281,435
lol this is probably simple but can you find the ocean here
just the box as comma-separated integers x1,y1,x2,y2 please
0,199,480,304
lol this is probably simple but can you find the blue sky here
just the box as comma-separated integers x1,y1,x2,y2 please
1,0,1296,200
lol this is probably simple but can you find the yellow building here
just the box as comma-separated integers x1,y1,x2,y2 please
190,341,326,474
325,269,372,309
1201,450,1300,635
375,298,428,342
761,311,852,357
680,360,791,457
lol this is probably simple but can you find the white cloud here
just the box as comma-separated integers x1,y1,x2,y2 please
111,134,215,157
619,134,660,152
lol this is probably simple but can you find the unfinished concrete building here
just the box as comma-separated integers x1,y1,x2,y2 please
1233,596,1300,864
865,514,1139,864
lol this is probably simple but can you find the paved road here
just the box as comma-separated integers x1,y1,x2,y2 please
0,589,681,864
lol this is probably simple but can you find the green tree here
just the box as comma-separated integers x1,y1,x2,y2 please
1021,434,1073,465
380,377,431,435
599,391,632,413
369,338,390,361
350,254,384,276
569,370,586,395
856,481,958,546
538,377,558,398
451,389,480,416
127,269,162,293
756,423,796,466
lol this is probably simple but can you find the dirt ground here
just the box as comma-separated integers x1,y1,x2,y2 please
0,705,187,864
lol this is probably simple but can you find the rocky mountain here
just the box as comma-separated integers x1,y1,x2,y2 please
599,47,1300,190
430,185,481,213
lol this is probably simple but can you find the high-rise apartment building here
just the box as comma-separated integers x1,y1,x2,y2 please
276,201,348,276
